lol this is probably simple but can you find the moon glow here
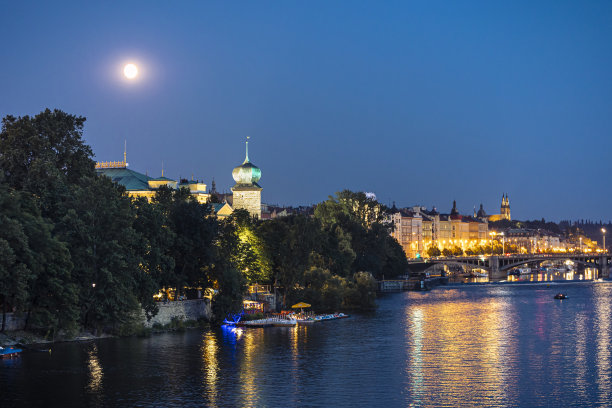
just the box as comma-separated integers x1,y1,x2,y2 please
123,63,138,79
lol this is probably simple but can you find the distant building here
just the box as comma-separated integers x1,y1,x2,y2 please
231,138,262,219
261,204,314,220
388,201,489,258
211,202,234,219
95,148,212,205
488,194,511,222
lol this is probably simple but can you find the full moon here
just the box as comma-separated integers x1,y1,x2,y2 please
123,63,138,79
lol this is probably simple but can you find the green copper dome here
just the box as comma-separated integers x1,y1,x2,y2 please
232,139,261,185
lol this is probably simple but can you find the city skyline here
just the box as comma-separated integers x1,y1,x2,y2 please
2,1,611,221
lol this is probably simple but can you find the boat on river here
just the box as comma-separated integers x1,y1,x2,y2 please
0,346,22,359
554,293,568,300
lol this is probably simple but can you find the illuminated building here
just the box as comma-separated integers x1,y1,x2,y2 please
231,138,262,219
488,193,511,222
95,148,226,213
389,201,489,258
389,207,423,258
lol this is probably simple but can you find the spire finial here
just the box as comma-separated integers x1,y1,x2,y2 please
124,140,127,166
244,136,250,163
161,160,164,177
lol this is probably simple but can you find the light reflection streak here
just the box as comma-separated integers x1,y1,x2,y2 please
405,291,516,406
87,344,103,393
573,312,588,400
594,285,611,403
239,328,259,408
202,332,219,408
407,308,424,406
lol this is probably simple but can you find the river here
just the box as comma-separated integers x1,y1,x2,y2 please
2,281,612,407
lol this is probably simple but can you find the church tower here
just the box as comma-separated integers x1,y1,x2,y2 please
500,193,511,220
231,137,262,218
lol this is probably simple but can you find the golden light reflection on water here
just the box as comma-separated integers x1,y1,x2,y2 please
87,344,103,395
405,291,517,406
201,332,219,408
239,328,261,408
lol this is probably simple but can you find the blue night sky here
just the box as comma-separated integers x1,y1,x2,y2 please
1,1,611,221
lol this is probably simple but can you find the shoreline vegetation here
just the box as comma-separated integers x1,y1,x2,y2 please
0,109,407,345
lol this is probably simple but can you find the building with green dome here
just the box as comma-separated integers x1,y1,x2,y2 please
231,137,262,218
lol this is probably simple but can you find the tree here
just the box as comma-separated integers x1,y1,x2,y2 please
221,209,270,285
0,109,95,219
314,190,389,230
427,246,441,258
0,182,77,333
54,176,156,331
452,246,464,256
257,215,324,308
343,271,377,311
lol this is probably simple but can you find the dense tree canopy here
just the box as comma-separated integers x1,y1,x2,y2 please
0,109,409,333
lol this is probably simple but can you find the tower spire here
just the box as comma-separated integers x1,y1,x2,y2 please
124,140,127,165
244,136,250,163
161,161,164,177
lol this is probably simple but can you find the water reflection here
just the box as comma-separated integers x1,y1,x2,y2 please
87,343,103,393
594,285,611,405
405,289,517,406
86,343,103,408
4,284,612,407
573,312,588,401
201,331,219,407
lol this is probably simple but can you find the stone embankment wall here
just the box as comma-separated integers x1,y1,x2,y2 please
1,299,213,332
143,299,213,327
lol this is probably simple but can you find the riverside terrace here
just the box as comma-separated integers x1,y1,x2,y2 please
408,253,611,280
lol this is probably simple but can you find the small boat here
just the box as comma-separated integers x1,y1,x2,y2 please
554,293,568,300
0,346,22,359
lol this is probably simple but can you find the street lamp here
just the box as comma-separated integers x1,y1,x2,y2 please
603,228,607,253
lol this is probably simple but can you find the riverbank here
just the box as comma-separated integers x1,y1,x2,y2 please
0,318,212,348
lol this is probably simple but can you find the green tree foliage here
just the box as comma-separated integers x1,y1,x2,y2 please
315,190,388,230
54,176,157,330
211,267,245,323
221,209,269,284
0,109,95,219
314,190,407,279
343,272,377,311
258,215,324,307
0,183,77,333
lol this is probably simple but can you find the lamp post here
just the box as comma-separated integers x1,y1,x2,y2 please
603,228,607,253
579,237,582,253
501,232,505,255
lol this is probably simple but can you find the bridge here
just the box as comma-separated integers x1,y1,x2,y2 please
408,253,611,280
